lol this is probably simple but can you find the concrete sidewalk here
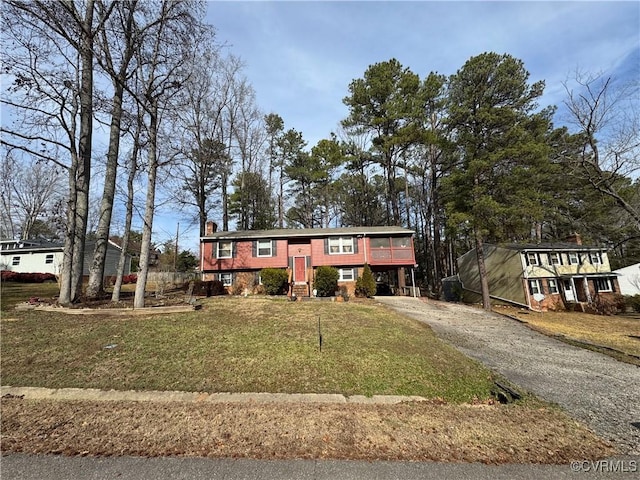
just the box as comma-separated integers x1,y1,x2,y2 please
0,386,427,405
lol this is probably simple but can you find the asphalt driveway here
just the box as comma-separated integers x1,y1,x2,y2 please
375,296,640,455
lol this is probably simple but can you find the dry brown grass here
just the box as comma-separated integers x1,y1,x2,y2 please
497,306,640,358
0,397,615,463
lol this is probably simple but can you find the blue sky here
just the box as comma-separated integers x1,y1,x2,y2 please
167,0,639,252
205,1,639,147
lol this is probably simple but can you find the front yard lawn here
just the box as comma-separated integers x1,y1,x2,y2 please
1,297,495,402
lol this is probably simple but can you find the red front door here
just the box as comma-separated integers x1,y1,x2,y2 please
294,256,306,284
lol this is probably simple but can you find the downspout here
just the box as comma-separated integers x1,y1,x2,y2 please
200,240,205,281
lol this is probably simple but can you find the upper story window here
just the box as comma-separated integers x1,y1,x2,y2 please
257,240,273,257
392,237,410,248
370,238,390,249
217,241,232,259
328,237,354,254
547,252,562,265
589,252,602,265
568,252,580,265
12,256,20,266
45,254,54,264
526,252,540,265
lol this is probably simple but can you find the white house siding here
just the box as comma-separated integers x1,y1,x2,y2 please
613,263,640,296
1,241,130,277
1,250,63,274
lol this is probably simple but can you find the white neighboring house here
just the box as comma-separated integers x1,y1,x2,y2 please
0,239,131,277
613,263,640,296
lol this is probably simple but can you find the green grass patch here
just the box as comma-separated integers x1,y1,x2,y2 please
1,281,60,312
1,297,495,402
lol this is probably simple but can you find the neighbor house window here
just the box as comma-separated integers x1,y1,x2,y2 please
528,279,542,295
219,273,233,286
45,254,54,264
589,252,602,264
594,278,612,292
217,241,232,258
568,252,580,265
338,268,355,281
257,240,273,257
547,253,561,265
12,256,20,266
547,279,559,294
328,237,354,254
526,252,539,265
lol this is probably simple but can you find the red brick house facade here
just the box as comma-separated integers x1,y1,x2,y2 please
200,223,417,297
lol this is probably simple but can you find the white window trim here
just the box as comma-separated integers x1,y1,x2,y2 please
548,253,561,265
12,256,20,266
589,252,602,265
257,240,273,257
217,241,232,259
547,279,559,294
526,252,539,265
329,237,354,255
45,254,54,264
219,272,233,286
568,252,580,265
338,268,355,282
528,279,542,295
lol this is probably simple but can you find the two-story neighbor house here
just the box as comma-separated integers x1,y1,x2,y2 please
200,222,417,297
456,237,620,311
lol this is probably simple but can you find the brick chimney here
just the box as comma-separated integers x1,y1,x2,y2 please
565,233,582,245
205,221,217,235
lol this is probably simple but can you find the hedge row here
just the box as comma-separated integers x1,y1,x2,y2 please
1,271,57,283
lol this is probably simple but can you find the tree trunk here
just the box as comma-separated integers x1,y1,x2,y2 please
112,139,139,303
474,227,492,310
134,104,159,309
86,82,125,298
60,0,94,305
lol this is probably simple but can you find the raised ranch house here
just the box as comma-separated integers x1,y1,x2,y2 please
200,223,418,297
0,239,131,278
455,236,620,311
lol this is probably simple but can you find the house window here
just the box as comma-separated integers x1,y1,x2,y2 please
45,254,54,264
594,278,612,292
548,279,559,294
12,256,20,266
219,273,233,286
257,240,273,257
526,252,539,266
528,279,542,295
568,252,580,265
328,237,354,254
338,268,355,281
217,241,232,259
589,252,602,265
548,253,561,265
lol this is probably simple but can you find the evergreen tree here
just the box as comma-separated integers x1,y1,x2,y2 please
445,52,552,310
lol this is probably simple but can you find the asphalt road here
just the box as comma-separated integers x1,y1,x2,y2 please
2,453,639,480
375,296,640,456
